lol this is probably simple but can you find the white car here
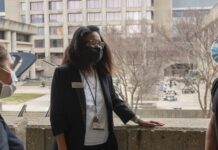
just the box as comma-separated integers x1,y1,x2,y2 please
163,95,177,101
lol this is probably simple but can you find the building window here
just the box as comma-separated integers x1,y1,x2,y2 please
107,0,121,8
87,13,102,21
0,31,4,39
37,27,44,35
106,25,122,33
68,0,81,9
146,11,154,20
126,12,141,20
49,14,63,23
36,53,45,59
31,14,44,23
21,15,26,23
50,39,63,48
68,26,78,35
50,26,63,35
127,0,141,7
106,12,121,21
0,0,5,12
30,2,43,11
127,25,141,34
49,1,63,10
87,0,101,8
17,34,30,42
146,0,154,7
68,13,82,22
21,2,26,11
34,40,44,48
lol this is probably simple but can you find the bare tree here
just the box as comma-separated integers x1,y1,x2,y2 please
102,22,163,112
156,10,218,117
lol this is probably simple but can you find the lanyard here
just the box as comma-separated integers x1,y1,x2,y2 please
81,71,98,114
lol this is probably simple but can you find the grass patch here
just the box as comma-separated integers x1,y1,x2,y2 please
0,93,45,104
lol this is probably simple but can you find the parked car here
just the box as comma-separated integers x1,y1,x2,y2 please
166,89,177,95
163,95,177,101
182,87,195,94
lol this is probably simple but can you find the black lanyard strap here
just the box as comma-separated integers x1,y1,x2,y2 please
81,71,98,113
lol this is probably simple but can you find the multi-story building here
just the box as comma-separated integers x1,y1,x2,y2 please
172,0,218,33
1,0,173,76
0,18,37,78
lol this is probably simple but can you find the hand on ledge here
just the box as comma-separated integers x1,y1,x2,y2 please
138,120,165,128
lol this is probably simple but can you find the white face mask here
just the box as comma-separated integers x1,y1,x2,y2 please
0,71,17,99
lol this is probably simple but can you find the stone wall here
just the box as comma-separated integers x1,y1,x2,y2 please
24,118,208,150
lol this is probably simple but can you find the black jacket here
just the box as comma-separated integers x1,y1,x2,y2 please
50,64,135,150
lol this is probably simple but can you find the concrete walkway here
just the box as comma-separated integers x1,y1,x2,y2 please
2,85,50,111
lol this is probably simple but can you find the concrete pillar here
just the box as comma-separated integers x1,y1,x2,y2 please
102,0,106,26
82,0,87,25
29,35,36,79
25,0,30,23
11,32,16,52
63,0,68,50
44,0,50,58
30,63,36,79
5,31,12,52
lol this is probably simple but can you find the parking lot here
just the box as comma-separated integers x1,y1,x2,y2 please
157,80,211,110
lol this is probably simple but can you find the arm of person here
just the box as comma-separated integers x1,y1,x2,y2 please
205,112,218,150
56,133,67,150
109,76,164,127
50,68,68,149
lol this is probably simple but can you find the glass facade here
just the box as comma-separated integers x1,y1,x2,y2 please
34,40,45,48
87,12,102,21
21,2,27,11
106,12,122,21
50,26,63,35
173,0,218,8
127,25,141,33
31,14,44,23
126,12,141,20
0,31,4,39
68,13,83,22
68,26,78,35
106,25,122,33
37,27,44,35
49,14,63,23
127,0,141,8
0,0,5,12
50,39,63,48
146,11,154,20
68,0,81,9
49,1,63,10
87,0,101,8
21,15,26,23
17,34,30,42
30,2,43,11
107,0,121,8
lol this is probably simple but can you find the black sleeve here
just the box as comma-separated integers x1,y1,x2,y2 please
213,88,218,113
109,76,135,124
50,68,66,136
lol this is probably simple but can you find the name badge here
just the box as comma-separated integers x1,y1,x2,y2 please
71,82,83,88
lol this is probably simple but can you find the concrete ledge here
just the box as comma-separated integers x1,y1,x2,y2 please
24,118,208,150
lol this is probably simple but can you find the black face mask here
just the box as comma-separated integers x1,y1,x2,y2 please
80,46,103,63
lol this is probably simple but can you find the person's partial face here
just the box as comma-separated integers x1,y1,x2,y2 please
2,54,13,71
84,32,105,49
